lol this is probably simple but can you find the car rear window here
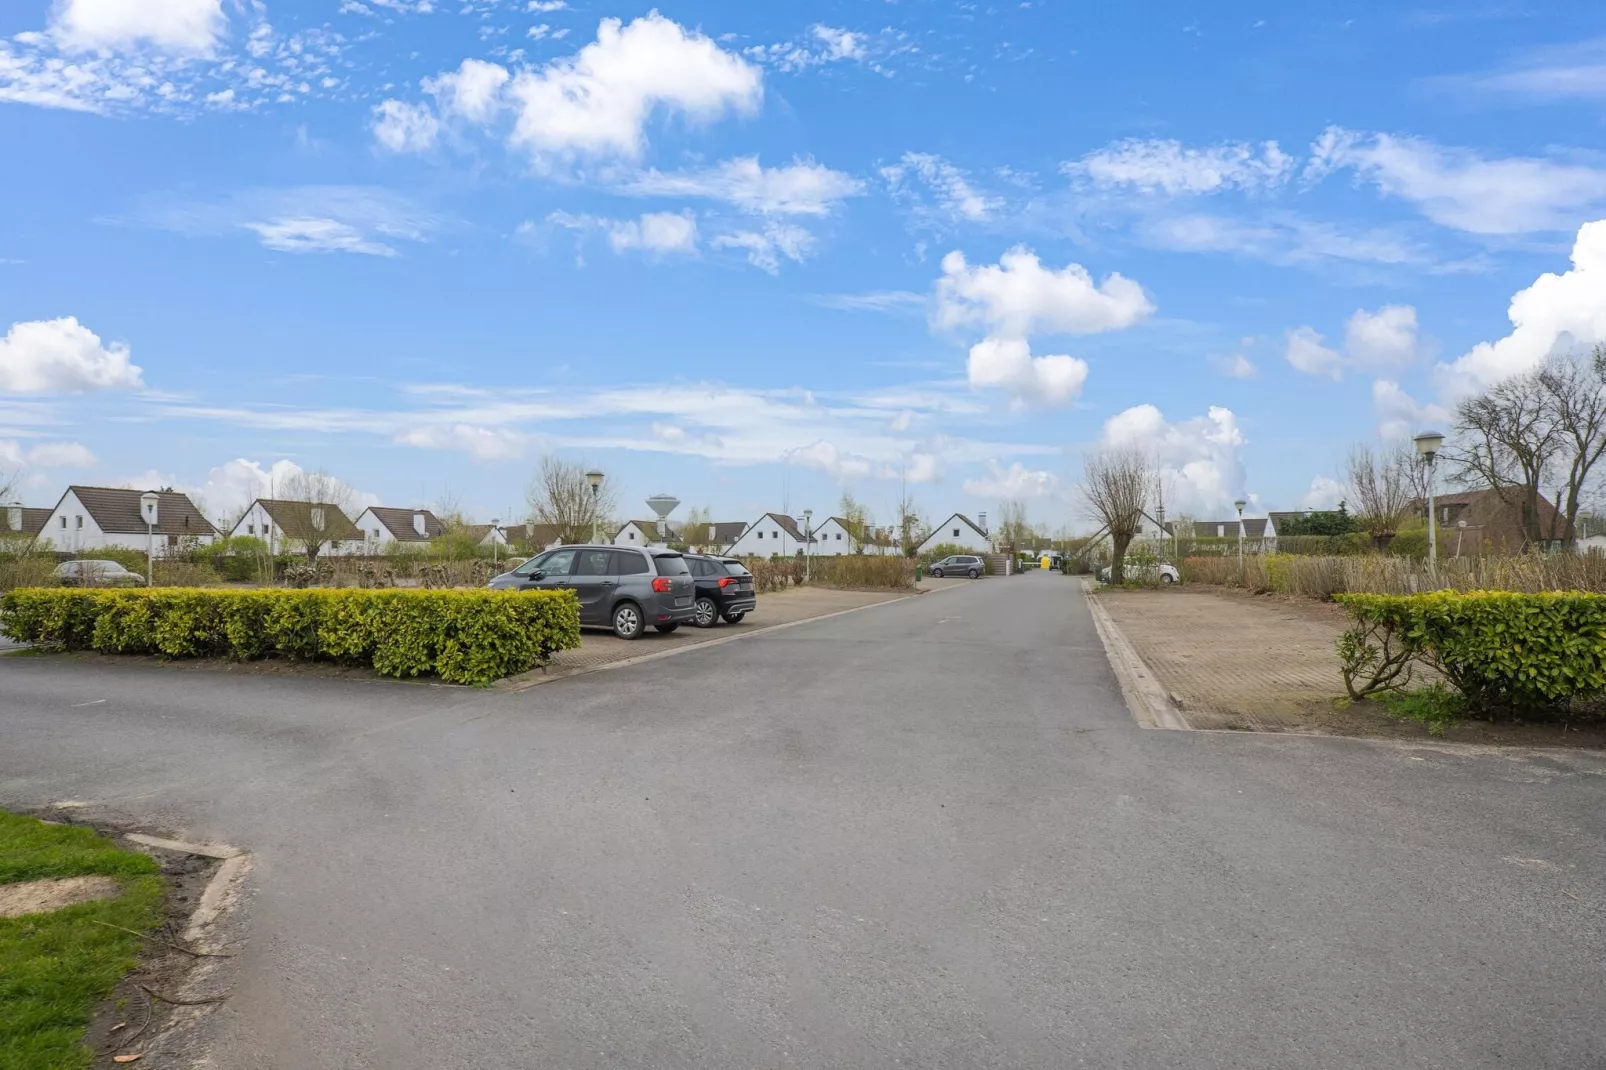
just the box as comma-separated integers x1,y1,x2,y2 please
613,551,649,575
653,554,690,576
720,561,750,576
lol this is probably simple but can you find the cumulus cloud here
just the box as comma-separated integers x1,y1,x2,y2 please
787,439,874,480
1283,327,1344,380
193,458,379,523
881,152,1002,223
966,337,1088,409
1306,127,1606,235
620,156,863,216
1210,352,1257,379
711,222,813,273
1067,138,1295,195
1286,305,1422,380
1299,475,1347,510
424,57,510,123
962,460,1061,499
548,210,700,256
24,441,97,468
811,25,864,61
935,247,1154,338
372,99,440,153
1100,403,1247,516
1373,379,1450,442
0,317,144,394
51,0,226,55
1438,218,1606,392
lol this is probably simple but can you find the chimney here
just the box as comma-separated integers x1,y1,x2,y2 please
413,511,427,537
979,511,988,534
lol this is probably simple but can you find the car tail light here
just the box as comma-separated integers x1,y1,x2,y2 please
717,576,735,588
651,577,672,592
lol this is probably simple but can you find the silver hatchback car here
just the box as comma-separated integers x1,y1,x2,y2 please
488,545,698,638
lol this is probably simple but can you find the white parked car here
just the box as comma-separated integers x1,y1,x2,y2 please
1097,562,1180,585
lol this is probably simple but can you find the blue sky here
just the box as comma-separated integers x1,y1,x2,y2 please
3,0,1606,531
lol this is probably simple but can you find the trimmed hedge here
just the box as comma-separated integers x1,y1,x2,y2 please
1336,591,1606,712
0,587,581,686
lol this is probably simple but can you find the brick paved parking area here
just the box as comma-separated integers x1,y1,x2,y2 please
501,577,970,689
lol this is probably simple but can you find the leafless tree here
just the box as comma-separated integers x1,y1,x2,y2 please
1080,447,1156,583
1346,444,1416,550
996,500,1032,553
894,477,922,558
1448,368,1566,546
679,505,713,551
525,454,616,545
838,491,872,552
1536,345,1606,542
276,469,357,562
0,465,18,503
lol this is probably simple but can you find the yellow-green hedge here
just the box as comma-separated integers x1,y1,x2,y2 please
0,587,581,686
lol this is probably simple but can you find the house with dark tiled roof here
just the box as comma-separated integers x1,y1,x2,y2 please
1,503,51,542
724,512,818,558
38,486,218,553
1164,517,1277,541
915,513,992,556
502,523,566,552
351,506,447,549
613,520,670,549
1410,488,1573,553
230,498,362,557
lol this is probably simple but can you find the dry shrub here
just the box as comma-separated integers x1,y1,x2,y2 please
152,561,224,587
1182,551,1606,600
0,554,57,592
739,555,913,591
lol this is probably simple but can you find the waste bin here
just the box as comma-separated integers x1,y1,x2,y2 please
915,564,923,582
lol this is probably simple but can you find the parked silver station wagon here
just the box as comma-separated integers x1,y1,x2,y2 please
488,545,698,638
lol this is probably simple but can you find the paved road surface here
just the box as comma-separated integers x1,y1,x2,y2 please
2,575,1603,1068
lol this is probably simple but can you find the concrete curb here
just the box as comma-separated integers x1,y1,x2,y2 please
123,834,250,951
1081,579,1191,732
498,582,969,692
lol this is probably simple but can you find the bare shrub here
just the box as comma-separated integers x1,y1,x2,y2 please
1081,447,1156,584
526,455,616,545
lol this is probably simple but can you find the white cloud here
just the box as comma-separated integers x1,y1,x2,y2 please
1306,127,1606,235
621,156,863,216
0,317,144,394
24,441,98,468
1438,218,1606,392
372,99,440,153
526,0,568,11
1100,403,1247,517
242,217,399,256
505,13,761,166
547,210,699,256
882,152,1002,223
424,58,509,123
1139,213,1435,269
1283,327,1344,380
787,440,874,480
712,222,814,273
1373,379,1449,441
966,337,1088,409
1067,138,1295,195
193,458,380,522
935,247,1154,337
1299,475,1347,510
810,290,926,313
811,25,864,62
1345,305,1420,372
962,460,1061,500
394,423,526,460
51,0,226,55
1434,38,1606,104
1210,352,1257,379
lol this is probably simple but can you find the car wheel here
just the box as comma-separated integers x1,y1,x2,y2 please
722,611,746,624
655,623,679,634
967,568,980,579
693,597,718,628
930,568,944,578
1161,573,1176,585
612,602,645,640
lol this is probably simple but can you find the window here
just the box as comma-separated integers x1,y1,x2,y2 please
757,531,764,539
653,553,690,576
835,533,842,540
952,528,960,538
575,549,614,576
628,531,636,541
614,551,649,575
1216,524,1225,537
247,524,255,535
60,516,67,529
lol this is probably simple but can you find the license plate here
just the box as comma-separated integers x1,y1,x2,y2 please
675,597,692,607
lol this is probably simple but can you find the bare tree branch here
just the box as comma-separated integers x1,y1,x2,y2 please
1080,447,1155,584
525,455,616,545
1346,444,1417,549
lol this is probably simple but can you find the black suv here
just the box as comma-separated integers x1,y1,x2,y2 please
683,555,757,627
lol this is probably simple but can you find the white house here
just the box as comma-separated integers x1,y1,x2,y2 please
614,520,669,549
38,486,218,554
352,506,447,551
725,513,814,558
502,523,565,553
809,516,861,556
460,523,508,549
916,513,992,556
231,498,363,557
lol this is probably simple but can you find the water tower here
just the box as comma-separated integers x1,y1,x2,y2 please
646,493,680,538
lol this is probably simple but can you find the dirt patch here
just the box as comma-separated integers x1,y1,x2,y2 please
0,874,123,917
1095,585,1606,749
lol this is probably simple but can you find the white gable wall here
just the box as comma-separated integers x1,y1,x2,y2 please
809,519,855,556
725,515,807,558
916,514,992,555
613,522,666,549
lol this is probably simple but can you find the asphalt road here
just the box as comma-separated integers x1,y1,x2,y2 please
2,574,1603,1068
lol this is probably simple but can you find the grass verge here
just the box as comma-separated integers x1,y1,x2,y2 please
0,812,163,1070
1375,683,1466,736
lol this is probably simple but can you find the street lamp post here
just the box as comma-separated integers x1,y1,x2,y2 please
1414,431,1445,573
490,517,500,572
585,470,604,544
801,509,813,582
1456,519,1467,558
1234,498,1247,582
139,492,160,587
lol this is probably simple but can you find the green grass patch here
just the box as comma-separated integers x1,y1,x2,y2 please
1376,683,1466,736
0,812,164,1070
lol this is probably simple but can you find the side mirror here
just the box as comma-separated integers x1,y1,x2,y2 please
529,569,545,580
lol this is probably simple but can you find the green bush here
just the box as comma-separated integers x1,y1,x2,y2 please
0,587,581,686
1336,591,1606,714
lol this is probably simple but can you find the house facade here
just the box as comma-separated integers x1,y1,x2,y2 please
1411,488,1573,553
613,520,668,549
809,517,861,556
232,498,363,557
725,513,813,558
915,513,992,556
38,487,218,553
502,523,565,553
1,504,51,542
352,506,447,551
